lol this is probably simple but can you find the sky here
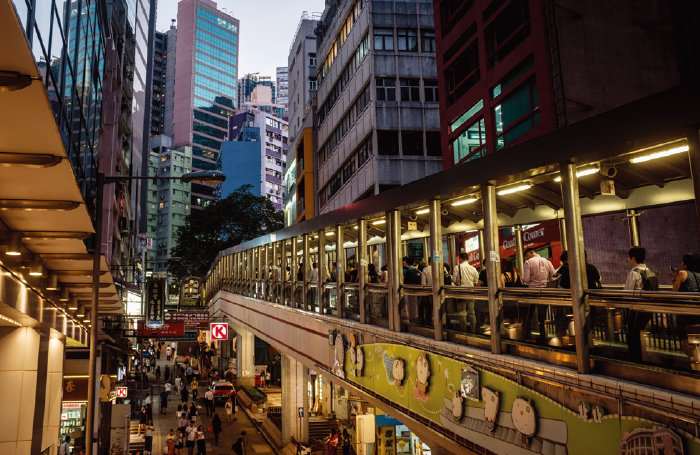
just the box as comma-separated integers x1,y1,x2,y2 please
156,0,326,79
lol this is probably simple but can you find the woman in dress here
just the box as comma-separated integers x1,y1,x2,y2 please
196,425,207,454
144,419,155,455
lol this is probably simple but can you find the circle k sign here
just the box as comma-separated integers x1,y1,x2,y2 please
115,387,128,398
210,322,228,340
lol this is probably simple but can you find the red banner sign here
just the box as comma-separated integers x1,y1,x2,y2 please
137,321,185,338
163,311,209,329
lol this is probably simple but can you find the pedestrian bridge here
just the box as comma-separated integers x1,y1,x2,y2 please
206,86,700,454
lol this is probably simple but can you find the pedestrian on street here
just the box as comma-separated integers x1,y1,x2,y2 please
196,425,207,454
211,412,222,446
144,419,155,455
165,381,172,400
189,402,198,420
232,431,247,455
166,429,177,455
161,389,169,414
146,403,153,422
138,406,147,435
59,436,71,455
166,345,172,361
165,364,171,379
342,429,351,455
178,413,189,438
175,376,182,395
181,385,189,405
224,397,234,423
185,420,198,455
155,365,161,383
191,377,199,402
204,387,214,416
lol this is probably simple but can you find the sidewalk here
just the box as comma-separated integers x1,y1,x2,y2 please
142,343,276,454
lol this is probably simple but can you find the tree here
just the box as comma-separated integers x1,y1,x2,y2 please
169,185,283,281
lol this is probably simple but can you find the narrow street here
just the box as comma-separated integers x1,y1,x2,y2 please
134,344,276,454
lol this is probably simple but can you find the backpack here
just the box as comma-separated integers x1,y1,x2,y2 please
404,267,422,285
637,268,659,291
232,439,243,454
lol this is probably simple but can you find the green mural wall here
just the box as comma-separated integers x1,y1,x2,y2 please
340,342,700,455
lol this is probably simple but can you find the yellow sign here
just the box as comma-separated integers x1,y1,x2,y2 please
99,375,111,402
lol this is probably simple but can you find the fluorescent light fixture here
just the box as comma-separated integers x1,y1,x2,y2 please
372,219,386,225
497,184,532,195
68,297,78,311
6,232,21,256
59,287,70,302
630,145,688,163
325,231,334,236
353,226,358,230
76,305,85,317
451,197,478,207
0,314,20,326
553,167,599,182
83,319,90,323
415,209,429,215
29,256,44,276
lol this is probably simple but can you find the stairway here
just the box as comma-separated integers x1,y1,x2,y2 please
128,421,145,454
308,416,338,443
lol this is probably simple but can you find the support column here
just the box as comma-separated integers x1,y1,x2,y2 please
514,225,525,275
281,355,309,445
303,233,310,311
387,210,402,332
236,328,256,387
336,225,345,318
429,199,444,341
482,184,503,354
291,237,298,308
318,230,327,314
281,241,287,305
686,127,700,228
358,219,367,324
560,161,592,374
627,209,641,246
263,245,269,299
446,233,456,276
558,218,568,251
478,229,486,266
272,242,279,303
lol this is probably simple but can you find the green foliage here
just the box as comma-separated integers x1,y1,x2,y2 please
243,386,266,403
170,185,283,281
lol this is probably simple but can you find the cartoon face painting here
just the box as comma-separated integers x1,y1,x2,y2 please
511,397,536,437
452,391,464,420
356,347,364,376
413,353,430,400
392,358,405,386
482,386,500,432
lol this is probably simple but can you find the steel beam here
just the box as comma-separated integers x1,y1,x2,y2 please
481,184,503,354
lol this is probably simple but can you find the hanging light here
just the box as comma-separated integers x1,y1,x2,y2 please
46,273,59,291
29,255,44,276
415,209,429,215
59,287,70,302
451,197,478,206
77,305,85,317
497,184,532,195
6,232,21,256
68,297,78,311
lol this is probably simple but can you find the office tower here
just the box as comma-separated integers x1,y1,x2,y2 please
238,73,276,110
284,12,321,226
221,108,289,210
315,0,442,214
276,66,289,106
173,0,239,209
433,0,688,169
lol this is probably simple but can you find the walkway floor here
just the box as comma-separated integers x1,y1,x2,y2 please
134,343,276,454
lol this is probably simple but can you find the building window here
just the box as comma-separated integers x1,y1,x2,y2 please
423,79,439,102
421,30,435,53
378,131,399,155
452,117,486,163
309,56,317,66
485,0,531,67
402,131,424,156
400,78,420,101
426,131,442,156
309,80,317,91
494,78,539,149
440,0,474,36
373,28,394,51
444,40,479,107
376,78,396,101
356,136,372,167
397,29,418,51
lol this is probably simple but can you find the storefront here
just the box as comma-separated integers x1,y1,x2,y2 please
61,376,89,451
375,415,432,455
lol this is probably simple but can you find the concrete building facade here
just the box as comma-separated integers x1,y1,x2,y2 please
276,66,289,106
315,0,443,214
223,108,289,210
173,0,239,209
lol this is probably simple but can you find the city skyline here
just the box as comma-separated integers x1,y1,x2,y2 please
156,0,325,78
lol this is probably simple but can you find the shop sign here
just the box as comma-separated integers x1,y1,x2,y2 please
180,277,203,307
116,387,128,398
145,277,166,327
137,321,185,338
62,377,89,402
210,322,228,340
164,311,209,329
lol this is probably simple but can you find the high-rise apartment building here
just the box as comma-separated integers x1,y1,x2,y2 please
146,136,193,272
238,73,276,110
173,0,239,209
433,0,691,169
315,0,442,214
276,66,289,106
163,23,178,138
151,30,168,136
284,12,320,226
222,108,289,210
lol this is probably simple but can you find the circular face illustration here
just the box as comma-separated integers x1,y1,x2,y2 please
392,358,405,386
511,398,536,437
335,333,345,368
356,347,364,375
349,346,357,370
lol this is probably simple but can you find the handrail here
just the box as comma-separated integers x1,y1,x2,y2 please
402,284,432,296
366,283,388,293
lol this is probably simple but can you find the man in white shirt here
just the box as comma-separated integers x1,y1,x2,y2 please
59,436,71,455
185,420,198,451
522,248,556,344
624,247,654,362
419,260,434,326
309,262,319,282
204,387,215,416
452,253,480,333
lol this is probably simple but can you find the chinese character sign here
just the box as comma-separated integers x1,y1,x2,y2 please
146,277,166,327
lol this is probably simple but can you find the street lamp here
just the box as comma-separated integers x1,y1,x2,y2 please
85,170,225,455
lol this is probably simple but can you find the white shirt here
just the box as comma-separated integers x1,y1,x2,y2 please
421,266,433,287
165,383,172,392
205,390,214,401
453,261,479,287
59,442,70,455
309,267,319,282
523,254,555,288
225,401,233,414
146,425,155,437
175,378,181,388
624,264,648,290
186,425,198,441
